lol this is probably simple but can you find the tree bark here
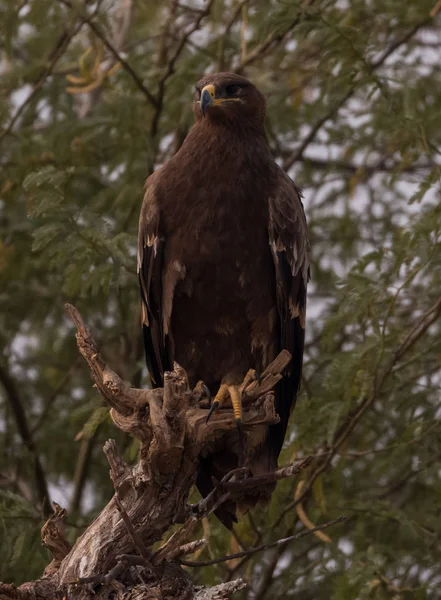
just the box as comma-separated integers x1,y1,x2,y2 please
0,304,309,600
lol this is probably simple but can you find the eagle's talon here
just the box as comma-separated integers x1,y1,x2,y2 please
201,382,212,401
206,383,230,424
241,368,262,393
253,370,262,386
206,399,220,423
193,380,212,407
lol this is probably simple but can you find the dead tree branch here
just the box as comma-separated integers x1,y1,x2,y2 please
0,304,342,599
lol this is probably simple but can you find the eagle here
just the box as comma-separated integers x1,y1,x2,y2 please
138,72,309,528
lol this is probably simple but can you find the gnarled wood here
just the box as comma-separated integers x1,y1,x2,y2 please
0,305,313,600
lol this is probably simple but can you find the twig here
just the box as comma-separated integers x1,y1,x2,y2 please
115,495,151,562
283,16,431,170
295,481,331,543
41,502,72,575
70,428,99,514
57,0,158,108
154,517,198,563
0,20,84,142
191,467,248,518
168,539,207,560
194,579,247,599
240,2,248,64
150,0,214,137
394,296,441,362
0,363,51,517
280,291,441,524
250,541,320,600
236,0,317,72
431,0,441,17
217,0,248,70
220,457,313,493
180,517,346,567
292,156,437,176
74,554,144,585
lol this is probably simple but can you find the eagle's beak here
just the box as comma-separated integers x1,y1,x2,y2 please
200,84,215,117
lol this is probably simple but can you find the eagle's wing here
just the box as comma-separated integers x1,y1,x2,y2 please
137,171,172,387
268,167,310,458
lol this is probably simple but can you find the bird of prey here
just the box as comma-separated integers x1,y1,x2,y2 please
138,72,309,527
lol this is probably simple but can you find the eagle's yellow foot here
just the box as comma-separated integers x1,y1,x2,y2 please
206,383,229,423
229,385,243,425
240,369,262,392
206,383,243,425
206,370,262,424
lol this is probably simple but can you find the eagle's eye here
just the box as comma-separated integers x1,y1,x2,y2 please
225,84,242,96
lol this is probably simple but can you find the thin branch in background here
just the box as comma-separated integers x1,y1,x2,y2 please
378,450,441,500
0,363,51,517
180,516,346,567
31,357,81,436
0,19,84,142
431,0,441,17
283,16,432,170
271,287,441,533
236,0,317,72
240,2,248,64
70,428,99,515
217,0,248,71
157,0,179,67
287,291,441,523
394,296,441,363
251,541,321,600
150,0,215,137
57,0,158,108
295,156,438,176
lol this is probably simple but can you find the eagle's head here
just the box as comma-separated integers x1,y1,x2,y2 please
193,72,266,125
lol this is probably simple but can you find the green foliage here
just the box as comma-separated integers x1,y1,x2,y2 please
1,0,441,596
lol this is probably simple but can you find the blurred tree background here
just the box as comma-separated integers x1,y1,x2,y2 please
1,0,441,596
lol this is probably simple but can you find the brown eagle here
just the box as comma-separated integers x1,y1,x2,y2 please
138,72,309,527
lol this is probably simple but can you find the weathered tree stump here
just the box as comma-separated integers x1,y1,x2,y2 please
0,304,317,600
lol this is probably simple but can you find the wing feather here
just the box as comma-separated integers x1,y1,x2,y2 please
137,171,172,387
268,168,310,458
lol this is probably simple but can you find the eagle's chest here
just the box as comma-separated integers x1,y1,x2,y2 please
159,156,278,387
167,183,270,297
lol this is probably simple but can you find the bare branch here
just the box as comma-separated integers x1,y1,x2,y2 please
0,363,51,517
57,0,158,108
283,16,431,170
150,0,215,137
41,502,72,576
394,296,441,363
194,580,247,599
65,303,153,416
235,0,317,72
0,20,84,141
180,517,347,567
